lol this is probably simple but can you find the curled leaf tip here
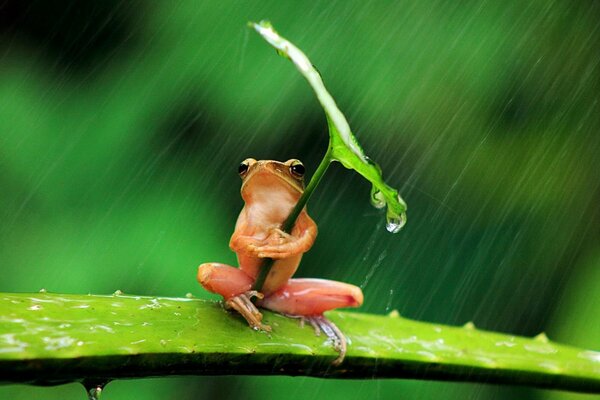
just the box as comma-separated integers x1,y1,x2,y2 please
253,21,408,233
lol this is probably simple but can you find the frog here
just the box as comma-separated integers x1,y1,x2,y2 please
197,158,364,364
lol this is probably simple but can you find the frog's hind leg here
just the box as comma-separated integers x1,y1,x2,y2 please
197,262,253,299
259,278,363,365
197,263,270,331
260,278,364,315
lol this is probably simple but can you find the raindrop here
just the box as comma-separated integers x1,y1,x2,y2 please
82,380,109,400
185,293,194,299
113,290,123,296
534,332,549,343
39,288,47,293
385,211,407,233
384,289,394,313
463,321,476,330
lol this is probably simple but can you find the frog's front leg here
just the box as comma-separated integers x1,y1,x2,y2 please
197,263,271,331
259,278,364,365
251,213,317,259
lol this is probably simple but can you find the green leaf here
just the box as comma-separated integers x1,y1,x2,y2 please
251,20,407,233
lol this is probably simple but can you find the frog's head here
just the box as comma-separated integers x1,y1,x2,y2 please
238,159,305,203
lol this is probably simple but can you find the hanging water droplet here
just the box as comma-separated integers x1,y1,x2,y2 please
88,386,102,400
371,186,407,233
386,211,407,233
82,380,109,400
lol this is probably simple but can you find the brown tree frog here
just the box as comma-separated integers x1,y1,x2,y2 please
198,158,363,364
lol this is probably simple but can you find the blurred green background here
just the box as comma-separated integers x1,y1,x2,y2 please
0,1,598,399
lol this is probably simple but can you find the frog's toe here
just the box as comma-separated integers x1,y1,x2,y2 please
305,315,347,366
225,291,271,332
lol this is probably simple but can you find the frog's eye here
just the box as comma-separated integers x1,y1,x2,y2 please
289,160,305,178
238,162,249,176
238,159,255,176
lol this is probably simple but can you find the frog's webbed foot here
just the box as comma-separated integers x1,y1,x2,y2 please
304,315,347,366
225,291,271,332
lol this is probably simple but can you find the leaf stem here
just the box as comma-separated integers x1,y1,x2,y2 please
252,147,333,291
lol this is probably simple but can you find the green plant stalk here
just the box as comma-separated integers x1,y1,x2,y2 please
250,19,409,291
0,292,598,392
252,148,333,291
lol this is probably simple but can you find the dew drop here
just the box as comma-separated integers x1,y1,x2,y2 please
185,293,194,299
39,288,47,293
113,290,123,296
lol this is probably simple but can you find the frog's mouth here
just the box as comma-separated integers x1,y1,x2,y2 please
241,165,304,197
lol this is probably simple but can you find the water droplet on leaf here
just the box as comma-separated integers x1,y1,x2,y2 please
386,211,407,233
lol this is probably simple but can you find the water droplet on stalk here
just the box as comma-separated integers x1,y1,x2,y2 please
463,321,476,330
88,386,102,400
534,332,549,343
82,380,108,400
